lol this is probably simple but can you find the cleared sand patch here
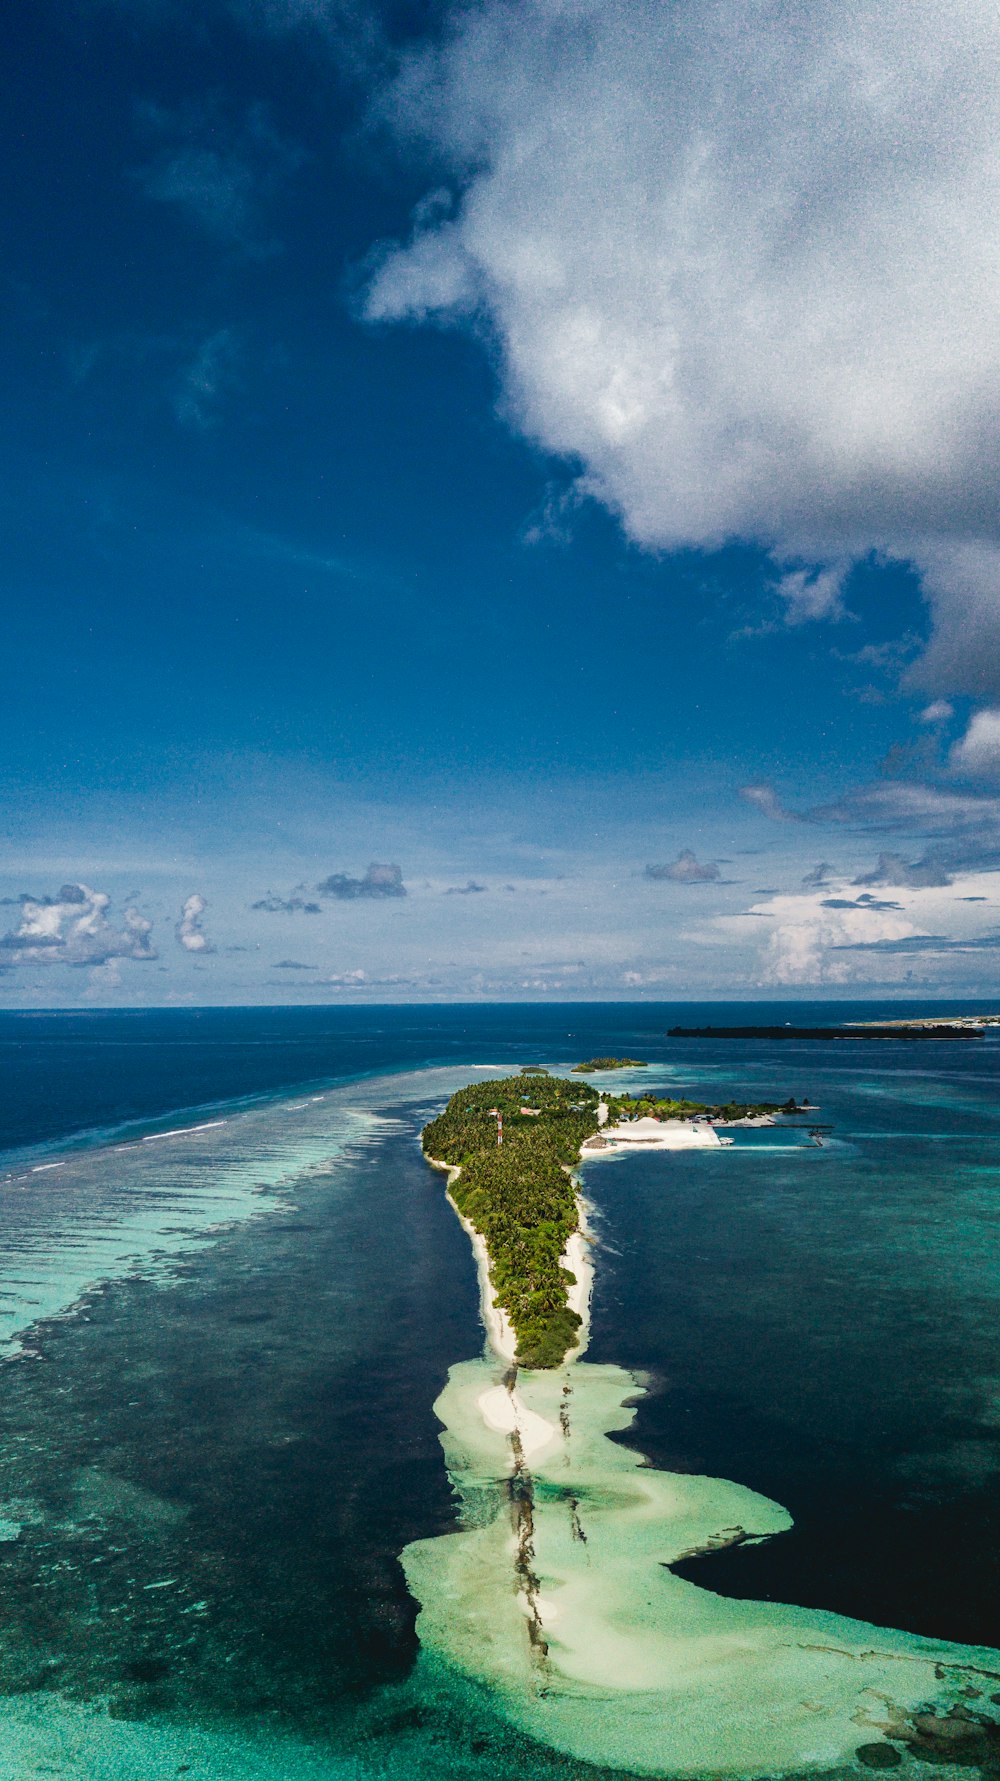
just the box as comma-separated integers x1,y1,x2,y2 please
413,1136,1000,1777
405,1357,1000,1776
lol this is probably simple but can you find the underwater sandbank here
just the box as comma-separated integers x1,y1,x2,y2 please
408,1111,1000,1777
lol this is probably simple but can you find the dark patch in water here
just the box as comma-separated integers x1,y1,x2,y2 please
589,1106,1000,1649
856,1744,902,1769
0,1107,481,1732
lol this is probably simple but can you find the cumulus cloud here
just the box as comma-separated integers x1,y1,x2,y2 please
324,967,417,988
176,893,213,952
711,862,1000,984
365,0,1000,683
736,894,916,985
251,887,322,913
950,708,1000,780
774,566,849,628
645,850,720,884
920,700,954,726
910,547,1000,700
316,862,406,900
714,884,928,985
0,885,156,969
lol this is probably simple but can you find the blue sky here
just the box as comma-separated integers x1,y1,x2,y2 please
5,0,1000,1004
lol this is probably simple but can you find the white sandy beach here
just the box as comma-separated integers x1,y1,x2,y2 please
427,1144,597,1460
430,1114,718,1464
582,1114,722,1154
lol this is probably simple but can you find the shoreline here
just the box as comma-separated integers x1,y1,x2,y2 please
426,1154,596,1368
422,1096,741,1478
426,1150,597,1465
582,1117,722,1155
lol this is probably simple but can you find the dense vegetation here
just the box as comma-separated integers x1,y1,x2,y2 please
602,1091,803,1122
421,1073,601,1370
422,1074,805,1369
571,1057,646,1071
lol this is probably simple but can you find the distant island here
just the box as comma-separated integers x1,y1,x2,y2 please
572,1056,647,1071
669,1023,984,1041
422,1073,805,1369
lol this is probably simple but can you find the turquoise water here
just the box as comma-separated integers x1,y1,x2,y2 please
0,1009,998,1774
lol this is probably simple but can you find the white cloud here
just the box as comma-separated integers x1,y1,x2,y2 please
712,870,1000,985
950,708,1000,780
176,893,213,952
0,885,156,969
920,700,954,725
909,544,1000,698
774,566,849,627
367,0,1000,674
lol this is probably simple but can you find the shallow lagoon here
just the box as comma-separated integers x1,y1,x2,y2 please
0,1010,998,1775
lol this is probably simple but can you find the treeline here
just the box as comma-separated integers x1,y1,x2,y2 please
421,1073,601,1370
602,1092,803,1122
571,1057,646,1072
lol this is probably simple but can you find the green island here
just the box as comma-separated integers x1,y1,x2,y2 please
571,1056,646,1071
422,1073,805,1370
422,1073,599,1369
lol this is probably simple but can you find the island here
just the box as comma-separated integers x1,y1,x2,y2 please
422,1073,805,1369
571,1056,646,1071
422,1072,596,1368
668,1023,984,1040
410,1071,1000,1779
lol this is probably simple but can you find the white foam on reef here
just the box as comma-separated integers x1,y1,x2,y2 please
0,1064,521,1364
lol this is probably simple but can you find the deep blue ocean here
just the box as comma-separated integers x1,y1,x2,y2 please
0,1001,998,1778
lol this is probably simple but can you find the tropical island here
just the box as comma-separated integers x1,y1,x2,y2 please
571,1056,646,1071
669,1022,984,1040
422,1072,597,1367
422,1072,804,1370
